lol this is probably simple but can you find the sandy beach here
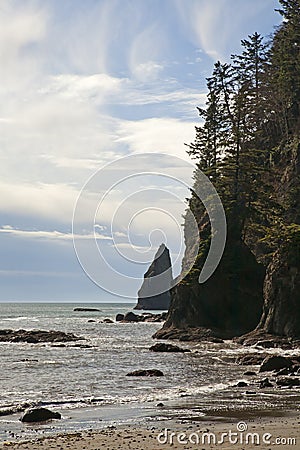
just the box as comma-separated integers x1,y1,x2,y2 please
1,415,299,450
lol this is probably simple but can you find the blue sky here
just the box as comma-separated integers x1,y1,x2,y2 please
0,0,281,302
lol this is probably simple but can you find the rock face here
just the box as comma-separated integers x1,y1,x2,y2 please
0,329,81,343
21,408,61,423
257,243,300,338
238,139,300,343
154,236,264,340
134,244,173,310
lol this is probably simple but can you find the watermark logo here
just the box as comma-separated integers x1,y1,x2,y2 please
157,422,297,446
72,153,226,298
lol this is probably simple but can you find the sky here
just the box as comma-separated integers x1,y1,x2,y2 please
0,0,282,302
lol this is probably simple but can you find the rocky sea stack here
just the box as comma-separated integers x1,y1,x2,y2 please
134,244,173,310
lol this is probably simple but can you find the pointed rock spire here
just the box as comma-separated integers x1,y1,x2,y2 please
134,244,173,310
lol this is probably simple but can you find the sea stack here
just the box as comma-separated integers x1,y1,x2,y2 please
134,244,173,310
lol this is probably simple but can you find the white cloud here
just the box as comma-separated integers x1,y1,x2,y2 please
0,181,78,222
116,117,196,158
0,226,112,242
175,0,279,61
0,1,47,89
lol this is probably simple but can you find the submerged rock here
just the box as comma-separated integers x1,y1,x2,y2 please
21,408,61,423
73,307,100,312
135,244,173,310
126,369,164,377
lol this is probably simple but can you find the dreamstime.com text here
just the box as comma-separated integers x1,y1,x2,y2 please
157,422,297,446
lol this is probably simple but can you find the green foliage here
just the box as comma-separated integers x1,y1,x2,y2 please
184,3,300,274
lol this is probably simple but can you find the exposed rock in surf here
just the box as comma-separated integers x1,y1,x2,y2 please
0,329,81,344
117,312,167,323
73,307,100,312
21,407,61,423
135,244,173,311
126,369,164,377
149,343,190,353
116,314,124,321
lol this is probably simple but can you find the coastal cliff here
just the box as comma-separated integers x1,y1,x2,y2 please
155,1,300,343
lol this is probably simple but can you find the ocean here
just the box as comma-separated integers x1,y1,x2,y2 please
0,302,300,441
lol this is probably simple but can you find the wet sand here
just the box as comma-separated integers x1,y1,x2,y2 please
1,415,299,449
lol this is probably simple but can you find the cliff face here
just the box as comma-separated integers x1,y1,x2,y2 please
154,234,264,339
254,139,300,338
134,244,173,310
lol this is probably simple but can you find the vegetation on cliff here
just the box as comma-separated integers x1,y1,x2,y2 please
155,0,300,341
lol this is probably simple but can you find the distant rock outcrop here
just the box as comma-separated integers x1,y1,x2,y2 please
74,307,100,312
0,329,81,344
134,244,173,310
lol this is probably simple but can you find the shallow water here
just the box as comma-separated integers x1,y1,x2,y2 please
0,302,299,441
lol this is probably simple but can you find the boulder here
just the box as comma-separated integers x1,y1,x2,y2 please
123,312,139,322
149,343,190,353
126,369,164,377
236,381,248,387
103,318,114,323
259,355,293,372
259,378,273,388
135,244,173,310
116,314,125,322
21,408,61,423
276,377,300,387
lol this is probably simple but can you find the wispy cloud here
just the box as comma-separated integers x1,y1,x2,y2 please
0,226,112,242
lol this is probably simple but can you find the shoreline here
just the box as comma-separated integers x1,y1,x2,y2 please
1,411,299,449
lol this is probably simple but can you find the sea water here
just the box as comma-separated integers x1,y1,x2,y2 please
0,302,299,441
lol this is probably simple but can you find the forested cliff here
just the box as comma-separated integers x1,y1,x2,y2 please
155,0,300,342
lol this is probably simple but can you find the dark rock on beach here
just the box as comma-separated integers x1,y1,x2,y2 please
0,329,81,344
235,329,297,349
259,355,293,372
126,369,164,377
21,408,61,423
276,377,300,387
237,354,268,366
260,378,273,388
149,342,190,353
154,326,231,342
